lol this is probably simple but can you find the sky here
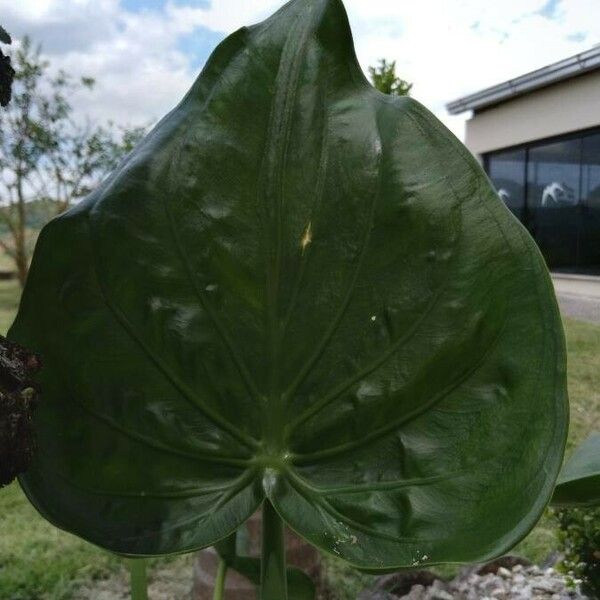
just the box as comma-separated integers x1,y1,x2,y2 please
1,0,600,140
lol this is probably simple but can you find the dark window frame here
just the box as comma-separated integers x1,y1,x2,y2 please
483,125,600,213
482,124,600,167
483,124,600,272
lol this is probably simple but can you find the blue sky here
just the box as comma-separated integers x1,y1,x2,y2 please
177,27,225,70
120,0,222,70
538,0,561,19
0,0,598,139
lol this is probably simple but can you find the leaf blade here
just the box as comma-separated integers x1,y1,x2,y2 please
9,0,568,568
552,433,600,507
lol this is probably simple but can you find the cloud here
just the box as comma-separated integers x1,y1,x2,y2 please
340,0,600,137
1,0,119,54
1,0,213,126
0,0,599,140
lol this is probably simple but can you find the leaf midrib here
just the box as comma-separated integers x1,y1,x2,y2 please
260,3,316,449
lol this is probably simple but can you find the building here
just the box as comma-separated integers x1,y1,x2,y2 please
447,47,600,274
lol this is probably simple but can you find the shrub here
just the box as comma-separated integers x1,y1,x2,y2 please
556,506,600,596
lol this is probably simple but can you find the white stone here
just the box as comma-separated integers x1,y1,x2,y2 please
429,590,453,600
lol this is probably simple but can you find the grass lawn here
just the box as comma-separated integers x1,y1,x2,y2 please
0,279,20,334
0,483,121,600
0,279,598,599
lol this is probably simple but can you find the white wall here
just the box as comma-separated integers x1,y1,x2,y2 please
465,70,600,156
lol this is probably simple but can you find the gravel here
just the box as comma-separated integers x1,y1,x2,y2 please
360,562,588,600
70,555,588,599
72,557,193,600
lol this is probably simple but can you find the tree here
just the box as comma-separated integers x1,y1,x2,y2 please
0,37,146,286
369,58,412,96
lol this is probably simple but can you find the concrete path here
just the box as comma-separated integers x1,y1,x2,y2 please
552,273,600,325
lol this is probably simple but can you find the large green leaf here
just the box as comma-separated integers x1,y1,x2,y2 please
10,0,567,569
552,433,600,508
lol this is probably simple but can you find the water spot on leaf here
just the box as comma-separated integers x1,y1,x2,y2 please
301,221,312,253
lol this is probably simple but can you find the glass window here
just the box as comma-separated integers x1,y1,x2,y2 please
487,149,526,216
580,133,600,269
582,133,600,207
484,130,600,272
526,138,582,269
527,139,581,209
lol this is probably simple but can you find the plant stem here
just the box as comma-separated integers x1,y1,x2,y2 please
213,558,228,600
261,500,288,600
127,558,148,600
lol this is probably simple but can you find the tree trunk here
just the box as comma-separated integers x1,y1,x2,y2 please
14,239,27,288
15,167,28,287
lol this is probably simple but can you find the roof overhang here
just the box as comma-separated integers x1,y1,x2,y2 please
446,46,600,116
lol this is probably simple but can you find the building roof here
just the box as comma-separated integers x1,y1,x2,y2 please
446,45,600,115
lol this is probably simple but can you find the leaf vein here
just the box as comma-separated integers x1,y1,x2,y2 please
283,155,383,405
292,319,506,465
85,216,259,451
285,470,427,544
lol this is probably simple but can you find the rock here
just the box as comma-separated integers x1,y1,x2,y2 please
359,561,588,600
428,590,453,600
401,584,426,599
476,556,532,576
359,593,396,600
365,571,440,597
534,582,559,593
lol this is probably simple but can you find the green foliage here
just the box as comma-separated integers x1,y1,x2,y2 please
552,433,600,596
0,274,586,599
553,432,600,507
556,506,600,596
0,280,587,600
9,0,567,593
368,59,412,96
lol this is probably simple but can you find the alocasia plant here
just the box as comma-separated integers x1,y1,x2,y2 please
553,433,600,508
9,0,568,597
